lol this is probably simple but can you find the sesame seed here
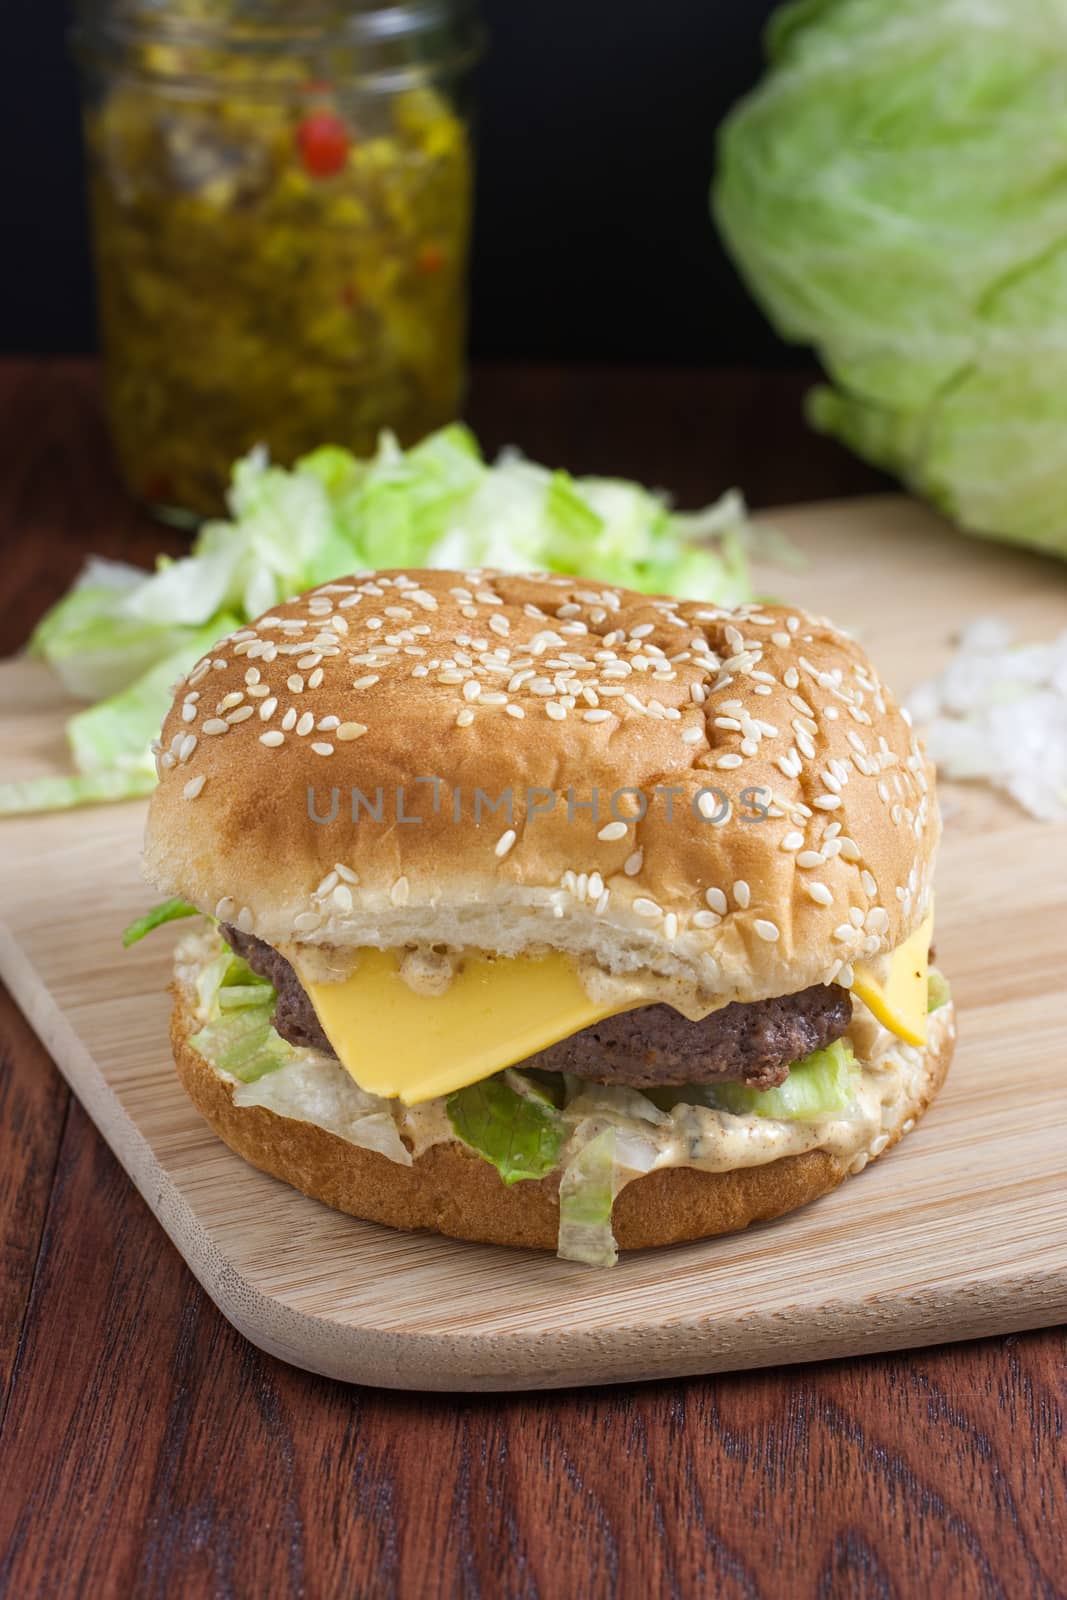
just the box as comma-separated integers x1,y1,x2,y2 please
311,742,334,756
805,881,834,907
178,734,197,763
664,912,679,940
754,919,780,942
336,722,367,741
281,708,297,731
705,887,728,914
813,795,842,811
681,726,703,745
545,702,566,722
796,850,824,869
692,910,720,929
716,754,744,770
624,850,644,876
202,719,229,736
733,880,751,909
183,775,206,800
308,668,324,689
287,675,304,693
583,709,612,724
226,705,254,724
352,675,380,690
258,697,278,721
317,716,339,732
633,896,663,919
780,830,804,852
293,712,313,736
495,829,517,858
181,703,197,724
259,730,285,748
505,704,525,720
455,709,475,728
332,884,353,912
294,911,322,932
215,896,236,920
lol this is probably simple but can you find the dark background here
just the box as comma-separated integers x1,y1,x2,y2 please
1,0,796,365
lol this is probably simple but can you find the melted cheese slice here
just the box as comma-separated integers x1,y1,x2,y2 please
301,948,626,1105
298,916,934,1107
851,913,932,1048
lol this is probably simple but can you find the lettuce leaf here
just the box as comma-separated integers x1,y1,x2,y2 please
4,615,240,816
189,1005,294,1083
557,1129,623,1267
446,1075,567,1185
709,1040,858,1122
715,0,1067,559
927,972,952,1013
121,897,199,948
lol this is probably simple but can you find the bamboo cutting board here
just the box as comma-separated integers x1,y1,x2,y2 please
1,494,1065,1392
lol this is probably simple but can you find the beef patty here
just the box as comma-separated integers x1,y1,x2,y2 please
221,926,852,1091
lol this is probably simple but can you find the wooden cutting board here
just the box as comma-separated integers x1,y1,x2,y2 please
2,494,1065,1392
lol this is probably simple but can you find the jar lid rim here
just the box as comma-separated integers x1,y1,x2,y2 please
75,0,482,51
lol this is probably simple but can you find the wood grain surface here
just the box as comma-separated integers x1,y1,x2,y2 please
1,363,1064,1596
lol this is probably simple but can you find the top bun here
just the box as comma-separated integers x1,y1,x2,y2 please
144,569,937,1003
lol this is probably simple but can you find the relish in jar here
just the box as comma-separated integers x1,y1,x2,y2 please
75,2,481,519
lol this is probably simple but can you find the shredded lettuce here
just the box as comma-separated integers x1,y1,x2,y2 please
121,896,199,948
2,615,240,816
927,972,952,1013
446,1075,567,1185
13,426,752,816
185,930,294,1083
709,1040,859,1122
557,1129,624,1268
189,1005,294,1084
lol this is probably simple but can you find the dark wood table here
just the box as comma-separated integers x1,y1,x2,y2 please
1,361,1062,1599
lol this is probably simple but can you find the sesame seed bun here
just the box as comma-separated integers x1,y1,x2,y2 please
169,979,955,1253
145,569,937,1002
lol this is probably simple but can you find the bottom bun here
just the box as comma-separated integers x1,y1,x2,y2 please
170,986,955,1254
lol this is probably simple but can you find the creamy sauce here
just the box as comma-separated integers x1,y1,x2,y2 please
284,938,732,1018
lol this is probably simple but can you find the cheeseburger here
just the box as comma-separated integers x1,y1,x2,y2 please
140,569,954,1265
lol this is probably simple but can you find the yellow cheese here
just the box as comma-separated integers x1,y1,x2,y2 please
851,913,932,1048
301,948,626,1106
301,914,934,1108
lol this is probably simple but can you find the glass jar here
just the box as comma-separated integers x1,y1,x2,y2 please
73,1,482,522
